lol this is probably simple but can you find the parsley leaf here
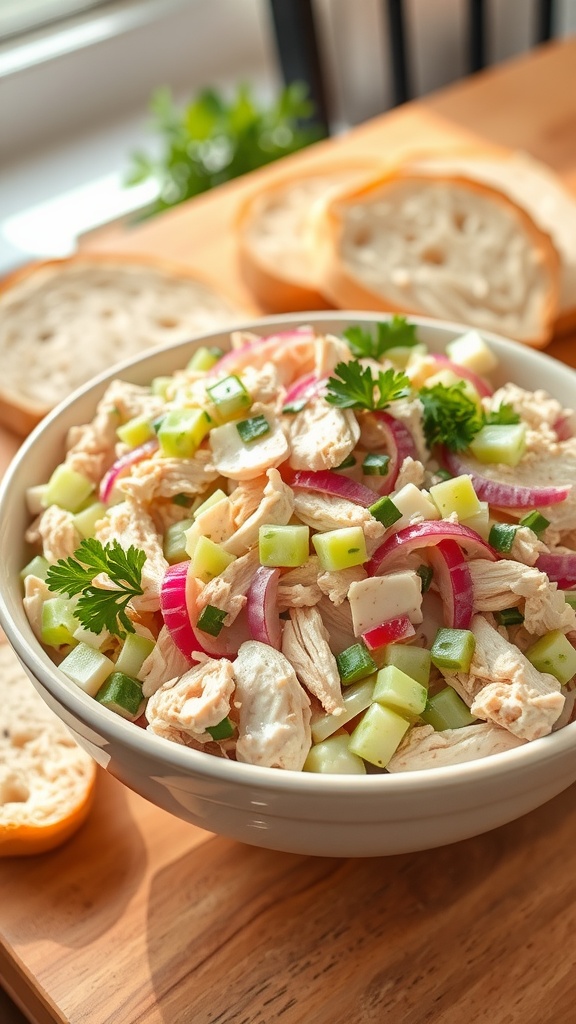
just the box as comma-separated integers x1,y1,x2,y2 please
419,381,484,452
343,317,419,360
326,361,411,411
485,402,521,426
46,539,145,638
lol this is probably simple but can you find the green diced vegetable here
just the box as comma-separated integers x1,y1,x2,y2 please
421,687,477,730
193,488,228,519
461,501,490,541
348,703,410,768
188,346,223,372
311,677,376,743
429,474,481,520
172,493,199,509
495,607,525,626
59,643,115,696
236,414,270,443
192,536,236,584
151,376,172,399
362,453,390,477
312,526,367,571
526,630,576,685
41,598,79,647
368,495,402,528
282,399,307,415
446,330,498,375
73,502,107,539
373,665,428,718
206,716,235,740
259,524,310,567
415,564,433,594
335,453,357,470
430,627,476,673
564,592,576,610
519,510,550,535
489,522,518,553
45,464,94,513
116,415,155,448
303,734,367,774
20,555,49,582
115,633,156,678
163,518,194,564
157,408,211,458
207,374,251,421
336,643,377,685
382,643,431,686
95,671,144,720
196,604,227,637
434,468,453,482
469,423,526,467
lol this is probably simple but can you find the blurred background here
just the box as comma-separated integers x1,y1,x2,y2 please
1,0,575,271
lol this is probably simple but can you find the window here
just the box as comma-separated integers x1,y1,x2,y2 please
0,1,109,41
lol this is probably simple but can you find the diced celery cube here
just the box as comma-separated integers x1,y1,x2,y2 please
461,501,490,540
206,716,235,740
369,495,402,528
157,408,211,458
72,625,109,650
163,518,194,565
151,376,172,399
429,474,481,520
469,423,526,467
197,605,227,637
73,502,107,539
348,703,410,768
489,522,518,553
20,555,49,582
446,331,498,376
192,488,228,519
259,524,310,567
495,607,525,627
373,665,428,718
117,415,155,448
59,643,115,697
95,671,144,720
45,464,94,513
207,375,251,422
311,677,375,743
312,526,367,571
303,734,367,774
421,687,477,730
115,633,156,678
188,346,223,372
385,343,427,369
519,510,550,535
430,627,476,672
382,643,431,686
336,643,377,685
526,630,576,685
41,598,79,647
191,536,236,584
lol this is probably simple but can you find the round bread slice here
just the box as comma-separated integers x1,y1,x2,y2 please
318,171,560,348
0,253,243,435
0,642,97,856
237,159,381,313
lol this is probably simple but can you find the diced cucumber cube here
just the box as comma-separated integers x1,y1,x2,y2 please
115,633,156,678
348,703,410,768
236,415,270,444
311,677,376,743
461,501,490,540
192,488,228,519
526,629,576,685
362,453,390,477
303,734,367,774
430,627,476,672
188,346,223,372
312,526,367,571
259,524,310,567
207,375,251,422
196,605,227,637
469,423,526,467
489,522,518,553
45,464,94,513
429,474,481,520
369,495,402,528
382,643,431,687
163,518,194,564
191,536,236,584
421,687,477,730
386,343,427,369
206,716,236,740
59,643,115,697
73,501,107,539
519,510,550,536
151,376,172,399
495,607,525,626
336,642,378,685
72,625,110,650
95,671,144,720
41,598,79,647
373,664,428,718
157,408,211,458
446,331,498,376
117,415,155,448
20,555,49,582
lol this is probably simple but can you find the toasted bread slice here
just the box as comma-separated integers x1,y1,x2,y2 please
0,642,97,856
318,171,560,348
0,252,242,435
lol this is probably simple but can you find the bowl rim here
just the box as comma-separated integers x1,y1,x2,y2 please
2,309,576,797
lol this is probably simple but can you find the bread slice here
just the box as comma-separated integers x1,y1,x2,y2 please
318,171,560,348
237,159,381,313
402,151,576,337
0,641,97,856
0,252,242,435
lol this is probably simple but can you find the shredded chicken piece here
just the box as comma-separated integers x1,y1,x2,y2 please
196,548,259,625
95,498,168,613
119,449,219,503
23,575,52,641
317,565,367,605
293,491,385,546
233,641,311,770
387,722,526,772
277,583,322,611
315,596,357,654
394,456,426,491
469,558,576,635
25,505,81,563
488,383,572,432
287,397,360,471
140,625,192,698
240,362,284,407
146,657,235,742
223,469,294,556
508,526,548,566
217,332,316,384
228,476,267,525
313,333,351,376
281,606,344,715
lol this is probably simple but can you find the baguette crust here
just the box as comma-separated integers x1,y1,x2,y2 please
0,642,97,856
318,171,560,348
0,252,242,435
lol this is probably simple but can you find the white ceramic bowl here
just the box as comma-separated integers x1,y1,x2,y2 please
1,312,575,858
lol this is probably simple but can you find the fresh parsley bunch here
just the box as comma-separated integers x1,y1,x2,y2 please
343,318,420,360
326,362,411,411
419,381,520,451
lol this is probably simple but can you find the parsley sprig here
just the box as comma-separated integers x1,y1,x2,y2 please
343,317,420,360
420,383,521,452
326,361,411,412
46,539,145,638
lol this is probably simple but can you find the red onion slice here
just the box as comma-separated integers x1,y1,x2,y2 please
283,373,327,410
247,566,282,649
367,521,497,577
536,552,576,587
429,353,493,398
212,328,316,375
160,562,204,660
291,470,377,508
442,448,570,509
99,439,158,503
361,614,415,651
427,539,474,629
185,572,250,658
368,411,418,496
554,416,574,441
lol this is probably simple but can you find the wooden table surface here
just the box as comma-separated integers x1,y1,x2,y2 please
3,37,576,1024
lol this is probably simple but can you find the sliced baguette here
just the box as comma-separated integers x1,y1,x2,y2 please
237,159,381,312
0,641,97,856
0,252,243,435
318,171,560,348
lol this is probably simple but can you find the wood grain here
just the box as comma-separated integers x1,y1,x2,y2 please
3,37,576,1024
